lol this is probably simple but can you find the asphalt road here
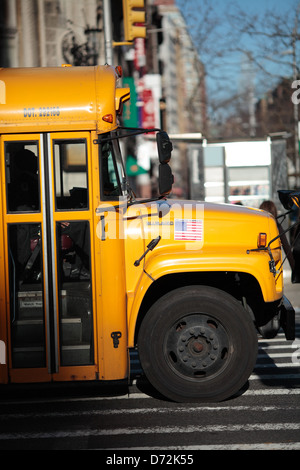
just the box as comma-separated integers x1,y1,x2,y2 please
0,273,299,453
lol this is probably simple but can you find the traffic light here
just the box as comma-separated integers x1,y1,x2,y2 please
122,0,146,42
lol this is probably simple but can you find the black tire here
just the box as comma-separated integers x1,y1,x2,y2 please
138,285,258,402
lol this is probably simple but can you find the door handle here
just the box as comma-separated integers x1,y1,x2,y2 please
100,215,105,241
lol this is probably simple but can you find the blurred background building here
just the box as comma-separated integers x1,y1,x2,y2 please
0,0,206,199
0,0,297,204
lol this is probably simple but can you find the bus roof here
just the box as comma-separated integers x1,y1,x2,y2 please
0,65,130,134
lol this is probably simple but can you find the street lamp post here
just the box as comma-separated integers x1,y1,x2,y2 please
85,27,102,65
103,0,113,64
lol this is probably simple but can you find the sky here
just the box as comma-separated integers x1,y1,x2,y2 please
176,0,298,16
242,0,297,11
232,0,296,11
175,0,300,121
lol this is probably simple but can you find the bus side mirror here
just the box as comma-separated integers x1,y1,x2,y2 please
159,163,174,196
278,190,300,210
157,131,174,196
157,131,173,163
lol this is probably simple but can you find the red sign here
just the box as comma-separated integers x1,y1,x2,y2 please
142,88,155,129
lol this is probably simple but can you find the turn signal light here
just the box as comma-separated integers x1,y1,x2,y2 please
257,232,267,248
102,114,114,123
115,66,123,78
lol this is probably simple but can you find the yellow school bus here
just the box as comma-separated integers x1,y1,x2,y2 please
0,65,297,402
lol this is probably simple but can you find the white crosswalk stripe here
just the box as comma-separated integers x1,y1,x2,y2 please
0,315,299,450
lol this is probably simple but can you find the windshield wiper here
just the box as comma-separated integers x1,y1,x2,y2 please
95,195,166,214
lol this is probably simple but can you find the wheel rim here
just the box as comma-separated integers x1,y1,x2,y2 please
164,314,231,380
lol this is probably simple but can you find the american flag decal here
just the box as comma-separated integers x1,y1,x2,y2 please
174,219,203,241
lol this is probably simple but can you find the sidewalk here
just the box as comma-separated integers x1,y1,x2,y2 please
283,269,300,313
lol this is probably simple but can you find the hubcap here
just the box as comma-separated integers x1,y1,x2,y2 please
165,314,230,379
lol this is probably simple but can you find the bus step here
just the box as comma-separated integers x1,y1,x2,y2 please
12,345,45,368
11,319,44,345
60,318,83,343
60,343,91,366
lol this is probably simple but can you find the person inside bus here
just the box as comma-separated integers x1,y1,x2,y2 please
7,148,39,212
291,207,300,283
60,221,90,281
6,148,41,284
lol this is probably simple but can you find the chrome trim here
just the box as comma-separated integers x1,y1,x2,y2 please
40,134,51,374
46,133,59,373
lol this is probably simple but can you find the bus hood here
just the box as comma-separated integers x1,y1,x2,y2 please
124,198,278,255
122,198,282,306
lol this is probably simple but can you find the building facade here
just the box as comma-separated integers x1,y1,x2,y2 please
0,0,105,68
0,0,206,198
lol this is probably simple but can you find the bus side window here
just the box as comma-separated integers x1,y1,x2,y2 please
53,140,88,210
5,142,40,212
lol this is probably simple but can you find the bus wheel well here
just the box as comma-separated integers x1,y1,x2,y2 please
134,271,265,345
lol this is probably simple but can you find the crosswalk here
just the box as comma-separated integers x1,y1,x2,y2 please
0,313,299,450
114,316,300,450
252,316,300,381
109,314,300,450
130,313,300,383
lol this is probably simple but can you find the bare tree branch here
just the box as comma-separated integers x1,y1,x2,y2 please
177,0,300,140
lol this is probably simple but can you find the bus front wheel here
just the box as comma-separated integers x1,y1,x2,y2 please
138,285,258,402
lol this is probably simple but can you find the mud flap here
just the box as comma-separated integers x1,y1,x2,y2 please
280,296,295,340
